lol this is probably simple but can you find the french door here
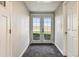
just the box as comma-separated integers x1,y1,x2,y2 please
31,14,53,43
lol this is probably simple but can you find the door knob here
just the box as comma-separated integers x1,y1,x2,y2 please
65,32,67,34
9,29,11,34
42,28,44,32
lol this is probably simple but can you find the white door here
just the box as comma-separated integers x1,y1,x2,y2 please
0,15,8,56
66,2,78,56
66,2,73,56
42,16,52,43
31,14,53,43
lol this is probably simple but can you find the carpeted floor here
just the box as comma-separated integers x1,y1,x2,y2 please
22,44,64,57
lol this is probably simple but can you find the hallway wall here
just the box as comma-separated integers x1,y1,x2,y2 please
0,1,30,57
55,1,79,57
55,3,65,55
10,2,30,57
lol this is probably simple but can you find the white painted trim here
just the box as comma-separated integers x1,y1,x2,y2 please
30,13,54,43
55,43,65,56
19,44,29,57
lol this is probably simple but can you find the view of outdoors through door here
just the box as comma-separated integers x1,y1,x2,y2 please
33,17,40,40
33,15,51,41
44,16,51,40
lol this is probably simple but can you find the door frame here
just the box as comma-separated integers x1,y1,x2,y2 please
0,3,11,56
30,13,54,44
63,2,68,56
63,1,79,56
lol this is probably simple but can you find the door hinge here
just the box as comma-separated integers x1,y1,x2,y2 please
9,29,11,34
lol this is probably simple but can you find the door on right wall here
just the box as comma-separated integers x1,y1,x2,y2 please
66,2,78,57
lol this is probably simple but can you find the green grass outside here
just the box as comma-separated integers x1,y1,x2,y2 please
33,31,51,35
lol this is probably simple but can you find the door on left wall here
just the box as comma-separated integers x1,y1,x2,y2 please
0,15,8,56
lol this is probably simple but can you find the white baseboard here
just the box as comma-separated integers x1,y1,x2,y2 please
55,43,64,56
19,44,29,57
19,43,65,57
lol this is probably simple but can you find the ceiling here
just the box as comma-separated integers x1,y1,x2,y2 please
24,1,61,12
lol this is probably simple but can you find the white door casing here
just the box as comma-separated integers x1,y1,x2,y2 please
30,14,54,43
0,2,11,56
0,15,8,56
66,2,78,57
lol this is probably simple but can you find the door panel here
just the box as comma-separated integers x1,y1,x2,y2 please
67,3,73,56
31,14,53,43
33,17,40,40
66,2,78,56
0,15,8,56
44,16,51,40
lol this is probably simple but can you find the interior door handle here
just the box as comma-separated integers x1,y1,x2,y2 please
65,32,67,34
9,29,11,34
42,28,44,32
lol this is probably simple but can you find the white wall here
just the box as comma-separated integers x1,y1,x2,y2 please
55,2,79,57
10,2,30,57
55,3,65,55
0,1,30,57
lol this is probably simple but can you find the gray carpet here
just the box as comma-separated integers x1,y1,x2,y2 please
22,44,64,57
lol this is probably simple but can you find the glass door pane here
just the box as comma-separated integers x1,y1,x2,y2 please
44,16,51,40
33,17,40,40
